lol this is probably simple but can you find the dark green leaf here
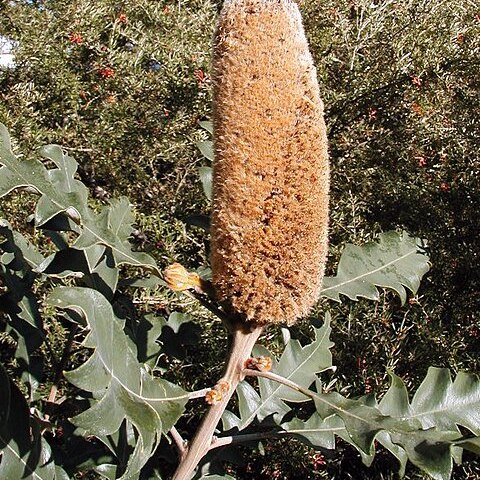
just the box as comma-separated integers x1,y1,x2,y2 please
0,363,65,479
48,287,188,479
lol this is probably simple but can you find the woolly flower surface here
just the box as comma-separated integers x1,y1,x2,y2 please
211,0,329,325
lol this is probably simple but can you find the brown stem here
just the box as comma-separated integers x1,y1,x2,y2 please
171,323,263,480
170,426,187,461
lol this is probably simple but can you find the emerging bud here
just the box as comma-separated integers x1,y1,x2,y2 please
164,263,203,292
210,0,330,325
215,380,231,394
245,355,273,372
205,388,223,405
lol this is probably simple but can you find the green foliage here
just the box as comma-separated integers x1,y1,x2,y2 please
49,287,187,479
0,363,68,480
321,231,430,304
223,316,333,431
0,126,468,480
0,0,478,478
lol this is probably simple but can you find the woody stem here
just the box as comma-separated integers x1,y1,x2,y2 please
171,323,263,480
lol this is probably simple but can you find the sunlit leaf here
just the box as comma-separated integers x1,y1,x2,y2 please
197,140,214,162
0,128,161,276
321,231,430,304
199,120,213,135
282,413,345,450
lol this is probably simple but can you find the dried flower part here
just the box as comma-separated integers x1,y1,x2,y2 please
210,0,330,325
215,380,231,394
245,355,273,372
205,388,223,405
164,263,202,292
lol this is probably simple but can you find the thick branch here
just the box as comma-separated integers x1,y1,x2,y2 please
171,324,263,480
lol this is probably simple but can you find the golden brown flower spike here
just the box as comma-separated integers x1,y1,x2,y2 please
172,2,328,478
210,0,330,326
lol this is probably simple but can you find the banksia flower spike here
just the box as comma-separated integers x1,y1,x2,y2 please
210,0,330,325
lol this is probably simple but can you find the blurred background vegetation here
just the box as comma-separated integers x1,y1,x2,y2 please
1,0,479,478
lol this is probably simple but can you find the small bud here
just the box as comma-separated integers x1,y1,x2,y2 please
205,388,223,405
164,263,202,292
215,380,230,394
255,356,273,372
245,355,272,372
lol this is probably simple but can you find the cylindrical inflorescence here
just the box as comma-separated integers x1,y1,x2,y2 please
210,0,329,325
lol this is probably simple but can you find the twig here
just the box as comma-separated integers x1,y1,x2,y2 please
186,387,211,399
170,426,187,460
62,146,95,153
244,368,314,400
210,430,285,450
184,290,231,324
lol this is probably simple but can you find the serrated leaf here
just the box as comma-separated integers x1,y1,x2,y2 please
0,127,161,276
134,315,165,367
225,314,333,431
158,312,201,360
321,231,430,304
0,363,66,479
197,140,214,162
0,219,45,269
410,368,480,435
282,413,345,450
48,287,189,479
379,369,480,436
73,201,159,274
0,221,43,336
40,145,88,202
106,197,135,241
378,368,480,477
198,166,212,201
308,368,480,480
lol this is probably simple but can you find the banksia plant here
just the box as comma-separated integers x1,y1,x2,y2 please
210,0,330,325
